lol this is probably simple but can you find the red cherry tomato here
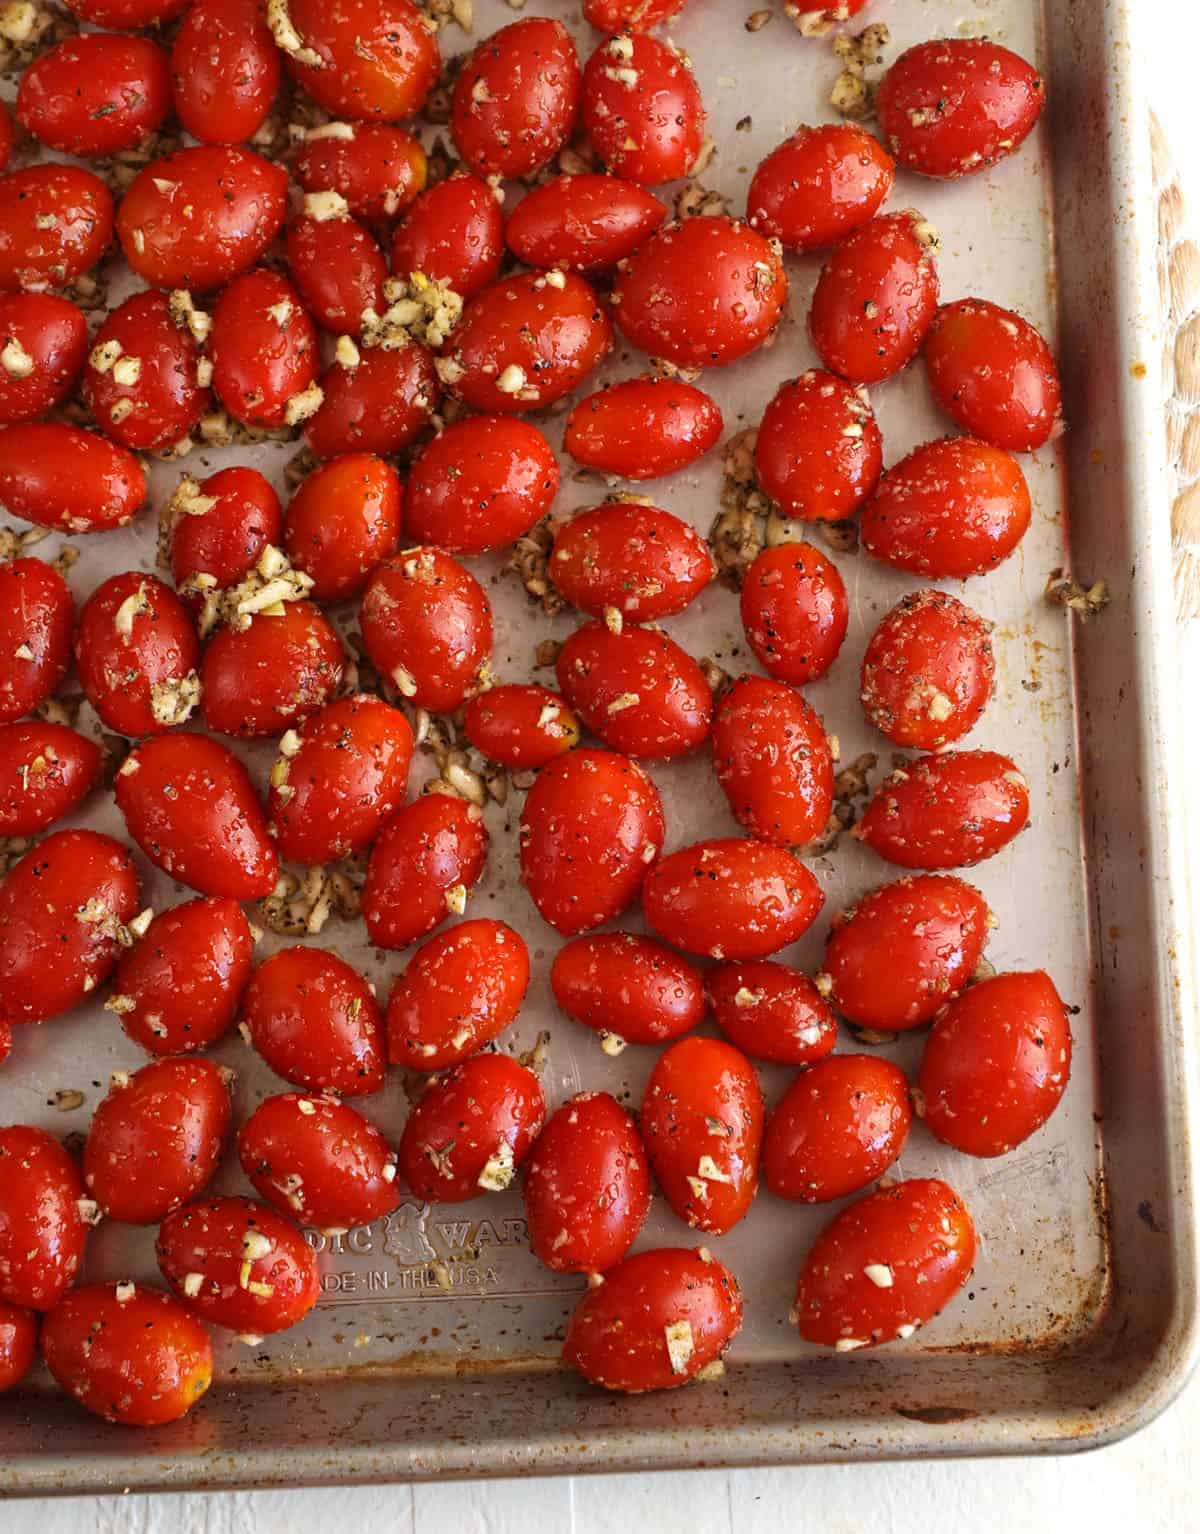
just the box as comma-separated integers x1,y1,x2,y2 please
582,34,704,186
273,0,439,123
917,969,1072,1157
507,176,665,274
156,1196,319,1334
877,39,1046,180
118,147,288,291
0,1126,87,1311
748,123,895,252
924,299,1063,450
0,720,101,836
386,918,529,1071
83,290,209,453
0,830,139,1026
707,959,837,1065
794,1178,977,1350
463,684,580,769
550,501,713,620
452,18,580,179
210,270,319,430
115,733,278,899
0,292,88,424
0,557,73,723
307,339,438,459
564,1246,741,1392
0,1301,36,1393
524,1092,651,1273
0,1020,9,1066
168,466,282,604
642,837,825,960
363,793,489,950
405,415,558,556
583,0,688,31
520,748,665,935
754,371,882,521
0,165,114,293
242,946,385,1097
75,572,199,738
0,104,9,176
551,931,704,1049
65,0,188,20
17,33,170,158
83,1058,231,1225
200,601,344,739
284,453,400,601
564,376,722,480
390,174,504,299
0,422,145,533
172,0,282,146
788,0,868,22
285,202,387,336
238,1093,400,1231
860,589,995,749
108,897,253,1056
41,1283,211,1426
713,674,833,847
295,123,427,224
809,211,940,383
857,750,1030,870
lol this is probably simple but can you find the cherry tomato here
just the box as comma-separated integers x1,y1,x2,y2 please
924,298,1063,450
442,270,612,413
360,546,492,713
285,200,387,336
556,621,712,760
295,123,427,223
242,946,385,1097
0,165,114,293
118,147,288,292
405,415,557,557
0,422,145,533
551,931,704,1050
0,720,101,836
642,837,824,961
741,544,848,691
0,1301,36,1393
860,590,995,749
200,601,344,739
272,0,439,123
0,103,10,176
507,176,664,275
0,557,73,723
917,969,1072,1157
707,959,837,1065
390,174,504,300
0,1020,10,1067
713,674,833,847
0,830,139,1026
794,1178,977,1350
107,896,253,1056
452,18,580,179
168,466,283,603
75,572,200,738
363,793,489,950
787,0,869,24
857,750,1030,870
17,34,170,158
387,918,529,1070
0,291,88,424
524,1092,651,1273
283,454,400,603
564,376,721,480
550,501,713,621
238,1093,400,1231
748,123,895,253
754,372,882,522
83,290,209,453
809,211,940,384
210,270,319,430
172,0,282,146
156,1196,319,1334
583,0,688,31
64,0,188,20
877,39,1046,180
307,338,438,459
399,1053,544,1202
0,1126,87,1311
520,748,664,935
582,34,704,186
115,732,278,899
463,684,580,769
41,1283,211,1426
83,1058,231,1225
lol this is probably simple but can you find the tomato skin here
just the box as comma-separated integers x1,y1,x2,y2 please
794,1178,977,1350
238,1093,400,1231
917,970,1072,1157
364,794,489,950
924,299,1063,450
65,0,188,20
0,557,73,723
583,0,688,34
520,748,665,935
285,207,387,336
707,959,837,1066
284,453,400,602
0,1301,36,1393
0,422,145,533
452,18,581,180
75,572,199,739
0,830,139,1026
642,838,825,961
0,1126,87,1311
0,291,88,424
210,270,319,430
307,339,438,459
242,946,385,1097
713,675,833,848
0,165,114,293
115,733,278,900
463,684,580,769
295,124,427,224
386,918,530,1070
276,0,439,123
551,932,705,1048
551,502,714,621
108,897,253,1056
524,1092,651,1273
739,543,849,687
267,694,413,866
564,376,722,481
748,124,895,253
400,1053,545,1202
582,34,704,186
860,590,995,749
0,721,101,837
755,372,882,522
172,0,282,147
507,176,665,275
169,466,282,603
41,1283,211,1426
17,34,170,158
857,750,1030,870
390,175,504,300
200,601,344,739
83,290,209,453
0,104,10,175
809,211,940,384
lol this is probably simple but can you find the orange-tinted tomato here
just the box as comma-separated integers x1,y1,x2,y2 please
285,453,401,601
860,590,995,749
17,34,170,157
739,542,848,686
0,165,114,293
0,1301,36,1393
452,18,580,179
169,466,282,603
754,371,883,521
390,174,504,299
857,750,1030,870
583,0,688,31
363,793,489,950
294,123,427,224
83,290,209,453
200,601,344,739
275,0,439,123
924,298,1063,450
0,292,88,424
172,0,282,146
285,203,387,335
748,123,895,252
307,338,437,458
507,176,665,274
74,572,199,738
210,269,319,429
583,34,704,185
550,501,713,620
713,674,833,847
0,721,100,837
564,376,722,480
0,422,145,533
463,684,580,768
551,931,704,1049
0,1126,88,1310
0,558,73,723
707,959,837,1066
556,621,712,760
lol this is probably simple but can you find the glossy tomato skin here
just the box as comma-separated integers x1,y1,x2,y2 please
41,1283,212,1426
115,732,278,899
860,590,995,749
200,602,344,739
583,34,704,186
707,959,837,1066
739,543,849,686
64,0,188,20
307,339,437,459
924,299,1063,450
877,39,1046,180
755,372,882,521
82,1058,231,1225
583,0,688,30
390,175,504,299
551,502,713,621
172,0,282,146
243,946,385,1097
794,1178,977,1350
0,558,73,723
748,124,895,252
386,918,530,1070
508,176,665,274
564,376,722,480
295,123,427,224
713,674,833,847
0,292,88,424
285,205,387,336
363,794,489,950
0,721,101,836
0,104,9,175
210,270,319,429
463,684,580,769
75,572,199,738
810,211,940,384
108,897,253,1056
275,0,439,123
17,34,170,158
83,290,209,453
452,18,580,179
857,750,1030,870
285,453,401,601
169,466,282,603
0,422,145,534
0,830,139,1026
917,970,1072,1157
0,165,114,293
0,1126,87,1310
524,1092,651,1273
0,1301,36,1393
519,748,665,935
615,217,787,369
642,838,825,961
551,931,705,1048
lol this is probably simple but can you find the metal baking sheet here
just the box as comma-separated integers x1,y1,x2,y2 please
1,0,1197,1495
